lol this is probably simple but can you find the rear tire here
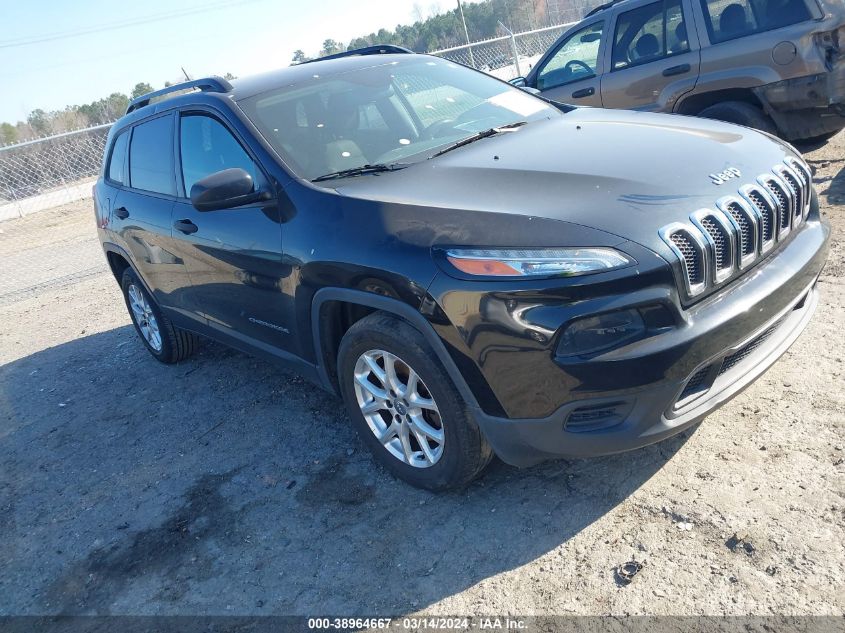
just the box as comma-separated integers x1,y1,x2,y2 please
698,101,777,136
121,268,198,364
337,312,493,490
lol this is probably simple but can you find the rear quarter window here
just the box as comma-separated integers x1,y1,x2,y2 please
699,0,812,44
129,115,176,196
106,130,129,185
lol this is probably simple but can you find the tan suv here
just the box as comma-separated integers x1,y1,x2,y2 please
513,0,845,141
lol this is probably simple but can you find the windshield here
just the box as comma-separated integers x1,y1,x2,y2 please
238,57,560,181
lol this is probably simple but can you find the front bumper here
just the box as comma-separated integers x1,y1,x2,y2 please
449,219,830,467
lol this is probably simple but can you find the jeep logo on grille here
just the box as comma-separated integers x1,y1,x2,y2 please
710,167,742,185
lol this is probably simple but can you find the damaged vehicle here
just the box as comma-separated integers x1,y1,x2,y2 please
513,0,845,141
94,48,829,489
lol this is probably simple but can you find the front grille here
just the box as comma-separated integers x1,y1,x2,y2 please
660,157,812,300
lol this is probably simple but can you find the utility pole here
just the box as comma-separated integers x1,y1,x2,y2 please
498,21,521,78
456,0,476,68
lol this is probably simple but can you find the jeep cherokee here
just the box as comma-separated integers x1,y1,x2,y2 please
94,47,830,489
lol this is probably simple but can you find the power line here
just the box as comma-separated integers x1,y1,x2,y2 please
0,0,268,50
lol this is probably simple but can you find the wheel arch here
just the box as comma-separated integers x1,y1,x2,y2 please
103,244,133,284
102,242,147,286
310,288,484,414
674,87,765,116
102,244,161,315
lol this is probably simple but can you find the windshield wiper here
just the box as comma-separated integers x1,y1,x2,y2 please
429,121,528,159
312,163,408,182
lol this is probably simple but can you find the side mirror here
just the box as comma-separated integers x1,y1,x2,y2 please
190,168,271,212
580,32,602,43
509,76,527,87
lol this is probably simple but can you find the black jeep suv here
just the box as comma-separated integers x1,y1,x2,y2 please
95,47,829,490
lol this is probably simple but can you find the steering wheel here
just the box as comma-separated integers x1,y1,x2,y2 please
564,59,593,75
420,119,456,140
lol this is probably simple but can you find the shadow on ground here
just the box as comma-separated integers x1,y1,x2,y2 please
0,327,692,615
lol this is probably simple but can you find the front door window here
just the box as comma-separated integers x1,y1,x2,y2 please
536,22,605,91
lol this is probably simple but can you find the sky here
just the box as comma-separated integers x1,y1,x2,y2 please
0,0,447,124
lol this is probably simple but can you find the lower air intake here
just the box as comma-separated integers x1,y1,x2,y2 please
565,401,631,433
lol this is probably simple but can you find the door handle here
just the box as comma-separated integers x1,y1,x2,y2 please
663,63,691,77
173,219,199,235
114,206,129,220
571,87,595,99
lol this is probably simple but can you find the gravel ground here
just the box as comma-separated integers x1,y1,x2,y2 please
0,133,843,618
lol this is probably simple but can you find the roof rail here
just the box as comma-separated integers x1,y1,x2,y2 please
125,76,234,114
584,0,626,17
306,44,415,63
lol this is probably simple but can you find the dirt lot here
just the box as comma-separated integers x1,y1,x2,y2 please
0,134,843,618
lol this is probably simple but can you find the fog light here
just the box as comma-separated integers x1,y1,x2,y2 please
558,309,645,357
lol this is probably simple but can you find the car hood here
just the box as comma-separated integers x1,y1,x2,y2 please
332,108,801,257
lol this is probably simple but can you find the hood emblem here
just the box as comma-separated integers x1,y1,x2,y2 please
710,167,741,185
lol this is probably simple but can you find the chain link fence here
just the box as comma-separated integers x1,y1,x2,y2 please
429,22,575,82
0,124,111,221
0,18,597,222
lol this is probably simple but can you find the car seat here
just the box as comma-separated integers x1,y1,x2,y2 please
634,33,661,61
324,92,367,173
719,4,750,39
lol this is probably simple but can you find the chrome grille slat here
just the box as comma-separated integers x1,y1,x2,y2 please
786,158,812,219
700,218,726,269
743,186,776,248
661,223,708,297
661,157,813,301
778,166,803,228
691,210,735,283
718,197,758,268
763,177,792,238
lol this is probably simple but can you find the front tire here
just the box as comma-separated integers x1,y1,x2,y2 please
337,312,493,490
121,268,198,364
698,101,777,136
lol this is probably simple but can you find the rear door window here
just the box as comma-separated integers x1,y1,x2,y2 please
129,115,176,196
612,0,690,70
699,0,811,44
106,130,129,185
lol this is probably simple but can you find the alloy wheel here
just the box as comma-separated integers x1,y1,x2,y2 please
127,284,162,352
352,349,445,468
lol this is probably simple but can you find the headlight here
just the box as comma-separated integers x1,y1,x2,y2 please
444,248,634,277
558,309,646,356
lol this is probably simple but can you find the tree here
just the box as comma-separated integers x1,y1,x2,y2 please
291,49,309,64
130,82,154,99
320,39,342,56
223,72,237,80
27,109,51,136
0,122,18,145
413,2,426,22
